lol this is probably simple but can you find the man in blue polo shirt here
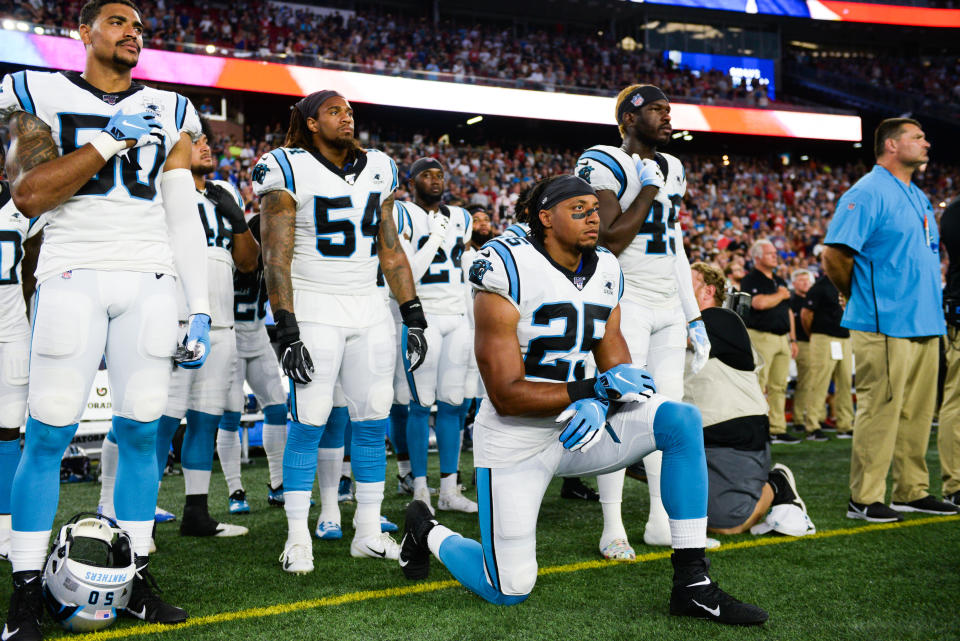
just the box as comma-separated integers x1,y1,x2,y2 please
822,118,956,522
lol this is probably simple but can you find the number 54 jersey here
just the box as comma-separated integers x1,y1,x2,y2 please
468,235,624,467
0,70,201,284
574,145,686,306
252,146,398,326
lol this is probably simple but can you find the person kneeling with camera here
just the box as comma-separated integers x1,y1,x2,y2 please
685,263,815,536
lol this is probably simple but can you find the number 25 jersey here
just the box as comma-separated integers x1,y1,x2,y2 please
0,70,201,284
574,145,686,306
468,235,624,467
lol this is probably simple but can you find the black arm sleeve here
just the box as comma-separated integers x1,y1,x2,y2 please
702,307,755,371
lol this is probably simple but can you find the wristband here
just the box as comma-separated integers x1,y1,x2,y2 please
274,309,300,346
89,131,129,161
399,297,428,329
567,378,598,402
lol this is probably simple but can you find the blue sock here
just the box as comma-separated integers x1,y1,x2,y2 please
406,403,431,478
113,416,160,522
389,403,409,456
435,467,529,606
106,428,117,444
283,421,325,492
653,402,708,520
181,410,221,472
11,418,78,531
219,410,241,433
435,401,462,475
351,419,388,483
263,403,287,426
0,439,22,514
458,399,471,430
155,415,181,477
343,419,352,460
318,407,348,449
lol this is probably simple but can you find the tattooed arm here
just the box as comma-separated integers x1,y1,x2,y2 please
378,194,418,304
260,190,298,314
4,112,115,217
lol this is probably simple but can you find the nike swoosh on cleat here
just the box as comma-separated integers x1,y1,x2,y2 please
128,606,148,620
22,576,36,584
686,577,712,587
366,545,387,558
398,557,410,568
2,625,20,641
692,599,720,617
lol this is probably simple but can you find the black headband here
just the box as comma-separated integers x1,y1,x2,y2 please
616,85,669,124
295,90,344,119
540,176,596,211
409,157,443,180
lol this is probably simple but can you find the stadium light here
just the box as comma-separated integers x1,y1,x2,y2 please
682,134,693,141
33,26,43,35
466,115,483,125
800,155,809,161
672,132,684,139
853,142,862,148
69,29,80,39
1,20,13,30
15,21,28,32
205,44,216,54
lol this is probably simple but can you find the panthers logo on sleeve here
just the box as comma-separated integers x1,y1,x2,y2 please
252,163,269,185
577,162,594,183
469,258,494,287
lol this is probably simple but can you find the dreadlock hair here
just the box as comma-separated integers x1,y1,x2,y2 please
80,0,140,26
199,115,214,144
282,105,363,156
513,175,567,242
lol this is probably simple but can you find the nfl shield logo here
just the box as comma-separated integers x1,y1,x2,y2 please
102,95,118,105
631,94,644,107
573,276,586,290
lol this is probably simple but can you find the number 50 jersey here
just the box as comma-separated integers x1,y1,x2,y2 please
574,145,686,306
0,70,201,284
252,147,398,301
468,235,624,467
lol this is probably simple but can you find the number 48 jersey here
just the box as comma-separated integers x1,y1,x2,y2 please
252,147,397,298
574,145,686,306
0,70,201,284
468,235,624,466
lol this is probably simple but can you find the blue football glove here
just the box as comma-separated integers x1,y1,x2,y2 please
594,363,656,402
556,398,609,453
104,110,164,148
634,156,665,190
687,319,711,375
175,313,211,369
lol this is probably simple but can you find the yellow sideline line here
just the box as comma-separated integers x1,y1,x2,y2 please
58,514,959,641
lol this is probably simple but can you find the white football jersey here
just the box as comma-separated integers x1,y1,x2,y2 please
468,235,624,467
0,181,37,342
461,246,478,328
574,145,686,306
197,179,243,327
399,201,471,315
252,146,398,326
501,222,530,238
0,70,202,284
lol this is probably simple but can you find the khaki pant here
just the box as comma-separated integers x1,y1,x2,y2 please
850,331,938,504
938,328,960,496
803,334,854,434
793,340,812,428
748,329,791,435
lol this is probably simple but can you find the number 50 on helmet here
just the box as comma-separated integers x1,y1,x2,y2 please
42,513,137,632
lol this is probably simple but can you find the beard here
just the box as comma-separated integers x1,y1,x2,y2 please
575,237,598,253
330,135,361,151
419,191,442,208
111,45,139,69
471,230,493,246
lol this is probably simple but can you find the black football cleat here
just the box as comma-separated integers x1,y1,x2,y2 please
399,500,436,580
3,571,42,641
669,555,768,626
560,477,599,501
123,558,188,624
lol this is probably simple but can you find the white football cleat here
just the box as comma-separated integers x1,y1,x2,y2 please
280,542,314,574
149,537,157,554
413,487,434,515
600,537,636,561
350,532,400,560
214,522,249,537
643,517,671,547
437,489,478,514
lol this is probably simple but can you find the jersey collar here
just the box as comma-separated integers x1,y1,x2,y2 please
60,71,146,104
307,147,368,185
529,236,599,290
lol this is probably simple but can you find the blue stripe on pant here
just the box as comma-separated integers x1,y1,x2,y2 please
434,467,529,606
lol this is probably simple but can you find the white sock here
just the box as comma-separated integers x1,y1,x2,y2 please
117,519,154,558
316,446,344,524
10,530,51,573
98,438,118,517
397,459,411,477
183,468,212,496
341,460,352,479
216,429,244,495
284,490,312,545
426,524,456,558
597,469,628,547
0,513,10,534
353,481,384,539
669,517,708,550
440,474,458,496
262,423,287,488
413,475,427,491
644,450,669,528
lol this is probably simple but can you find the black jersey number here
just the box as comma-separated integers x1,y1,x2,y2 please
417,235,464,285
638,197,680,255
197,202,232,250
233,270,267,322
58,113,166,201
313,193,379,258
524,303,612,382
0,231,23,285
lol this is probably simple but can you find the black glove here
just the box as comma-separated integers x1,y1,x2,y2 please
205,183,248,233
399,297,428,372
275,309,313,384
